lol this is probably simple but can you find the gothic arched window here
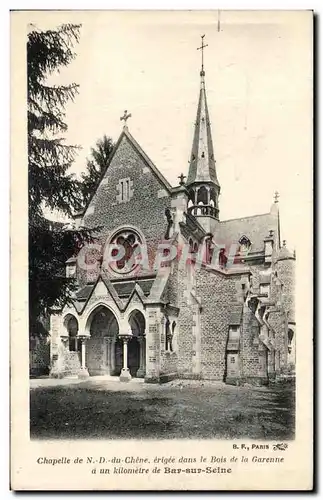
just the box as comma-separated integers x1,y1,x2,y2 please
197,186,208,205
238,235,252,256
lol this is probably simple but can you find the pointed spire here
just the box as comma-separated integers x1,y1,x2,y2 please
187,36,220,188
185,36,221,233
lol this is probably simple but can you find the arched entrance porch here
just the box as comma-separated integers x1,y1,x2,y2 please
86,305,119,376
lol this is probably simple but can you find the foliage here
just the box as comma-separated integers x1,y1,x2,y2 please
81,135,114,204
28,24,95,334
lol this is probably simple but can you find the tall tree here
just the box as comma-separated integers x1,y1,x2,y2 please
28,24,93,335
81,135,114,204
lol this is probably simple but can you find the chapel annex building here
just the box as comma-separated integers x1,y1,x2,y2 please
48,52,296,385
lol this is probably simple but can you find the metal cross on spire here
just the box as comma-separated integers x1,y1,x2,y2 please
197,34,208,74
217,10,221,32
274,191,280,203
120,109,132,127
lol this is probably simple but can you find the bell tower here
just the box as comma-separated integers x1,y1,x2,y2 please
186,35,220,235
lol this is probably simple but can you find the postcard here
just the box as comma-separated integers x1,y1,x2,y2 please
10,9,313,490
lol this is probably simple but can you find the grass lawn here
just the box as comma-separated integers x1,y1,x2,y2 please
30,378,295,440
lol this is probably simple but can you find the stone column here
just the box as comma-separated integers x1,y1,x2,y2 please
136,334,146,378
104,337,113,376
206,186,210,205
119,334,132,382
110,338,116,375
145,307,162,383
78,335,90,379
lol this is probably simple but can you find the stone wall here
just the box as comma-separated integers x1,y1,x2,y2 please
240,303,266,383
277,257,295,322
175,262,195,377
195,267,242,380
145,306,162,382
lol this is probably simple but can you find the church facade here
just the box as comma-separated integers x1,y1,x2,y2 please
48,61,296,385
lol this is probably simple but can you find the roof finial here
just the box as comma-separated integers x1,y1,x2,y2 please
274,191,280,203
178,173,186,186
197,34,208,77
120,109,132,128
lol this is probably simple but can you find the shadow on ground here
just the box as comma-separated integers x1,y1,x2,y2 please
30,379,295,440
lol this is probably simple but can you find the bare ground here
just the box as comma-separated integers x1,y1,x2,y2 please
30,377,295,440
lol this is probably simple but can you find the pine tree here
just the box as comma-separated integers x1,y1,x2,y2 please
28,24,94,335
81,135,114,204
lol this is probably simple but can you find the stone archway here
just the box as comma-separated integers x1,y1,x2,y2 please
86,306,119,376
127,310,146,378
65,315,79,353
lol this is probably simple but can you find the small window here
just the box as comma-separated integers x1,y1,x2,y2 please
126,179,130,200
121,179,130,202
165,317,172,352
229,326,240,338
117,178,132,203
230,356,235,364
260,284,270,297
227,326,240,351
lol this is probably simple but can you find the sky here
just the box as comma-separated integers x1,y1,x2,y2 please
37,10,312,249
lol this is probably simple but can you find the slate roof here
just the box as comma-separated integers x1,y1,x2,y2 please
73,279,154,304
179,211,206,242
217,213,276,253
75,285,94,301
112,279,154,298
276,245,294,261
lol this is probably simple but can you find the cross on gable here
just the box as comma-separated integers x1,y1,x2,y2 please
120,110,132,126
274,191,280,203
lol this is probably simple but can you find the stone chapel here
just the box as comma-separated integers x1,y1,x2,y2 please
47,45,296,385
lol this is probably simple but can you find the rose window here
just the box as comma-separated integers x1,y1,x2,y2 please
109,230,142,274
